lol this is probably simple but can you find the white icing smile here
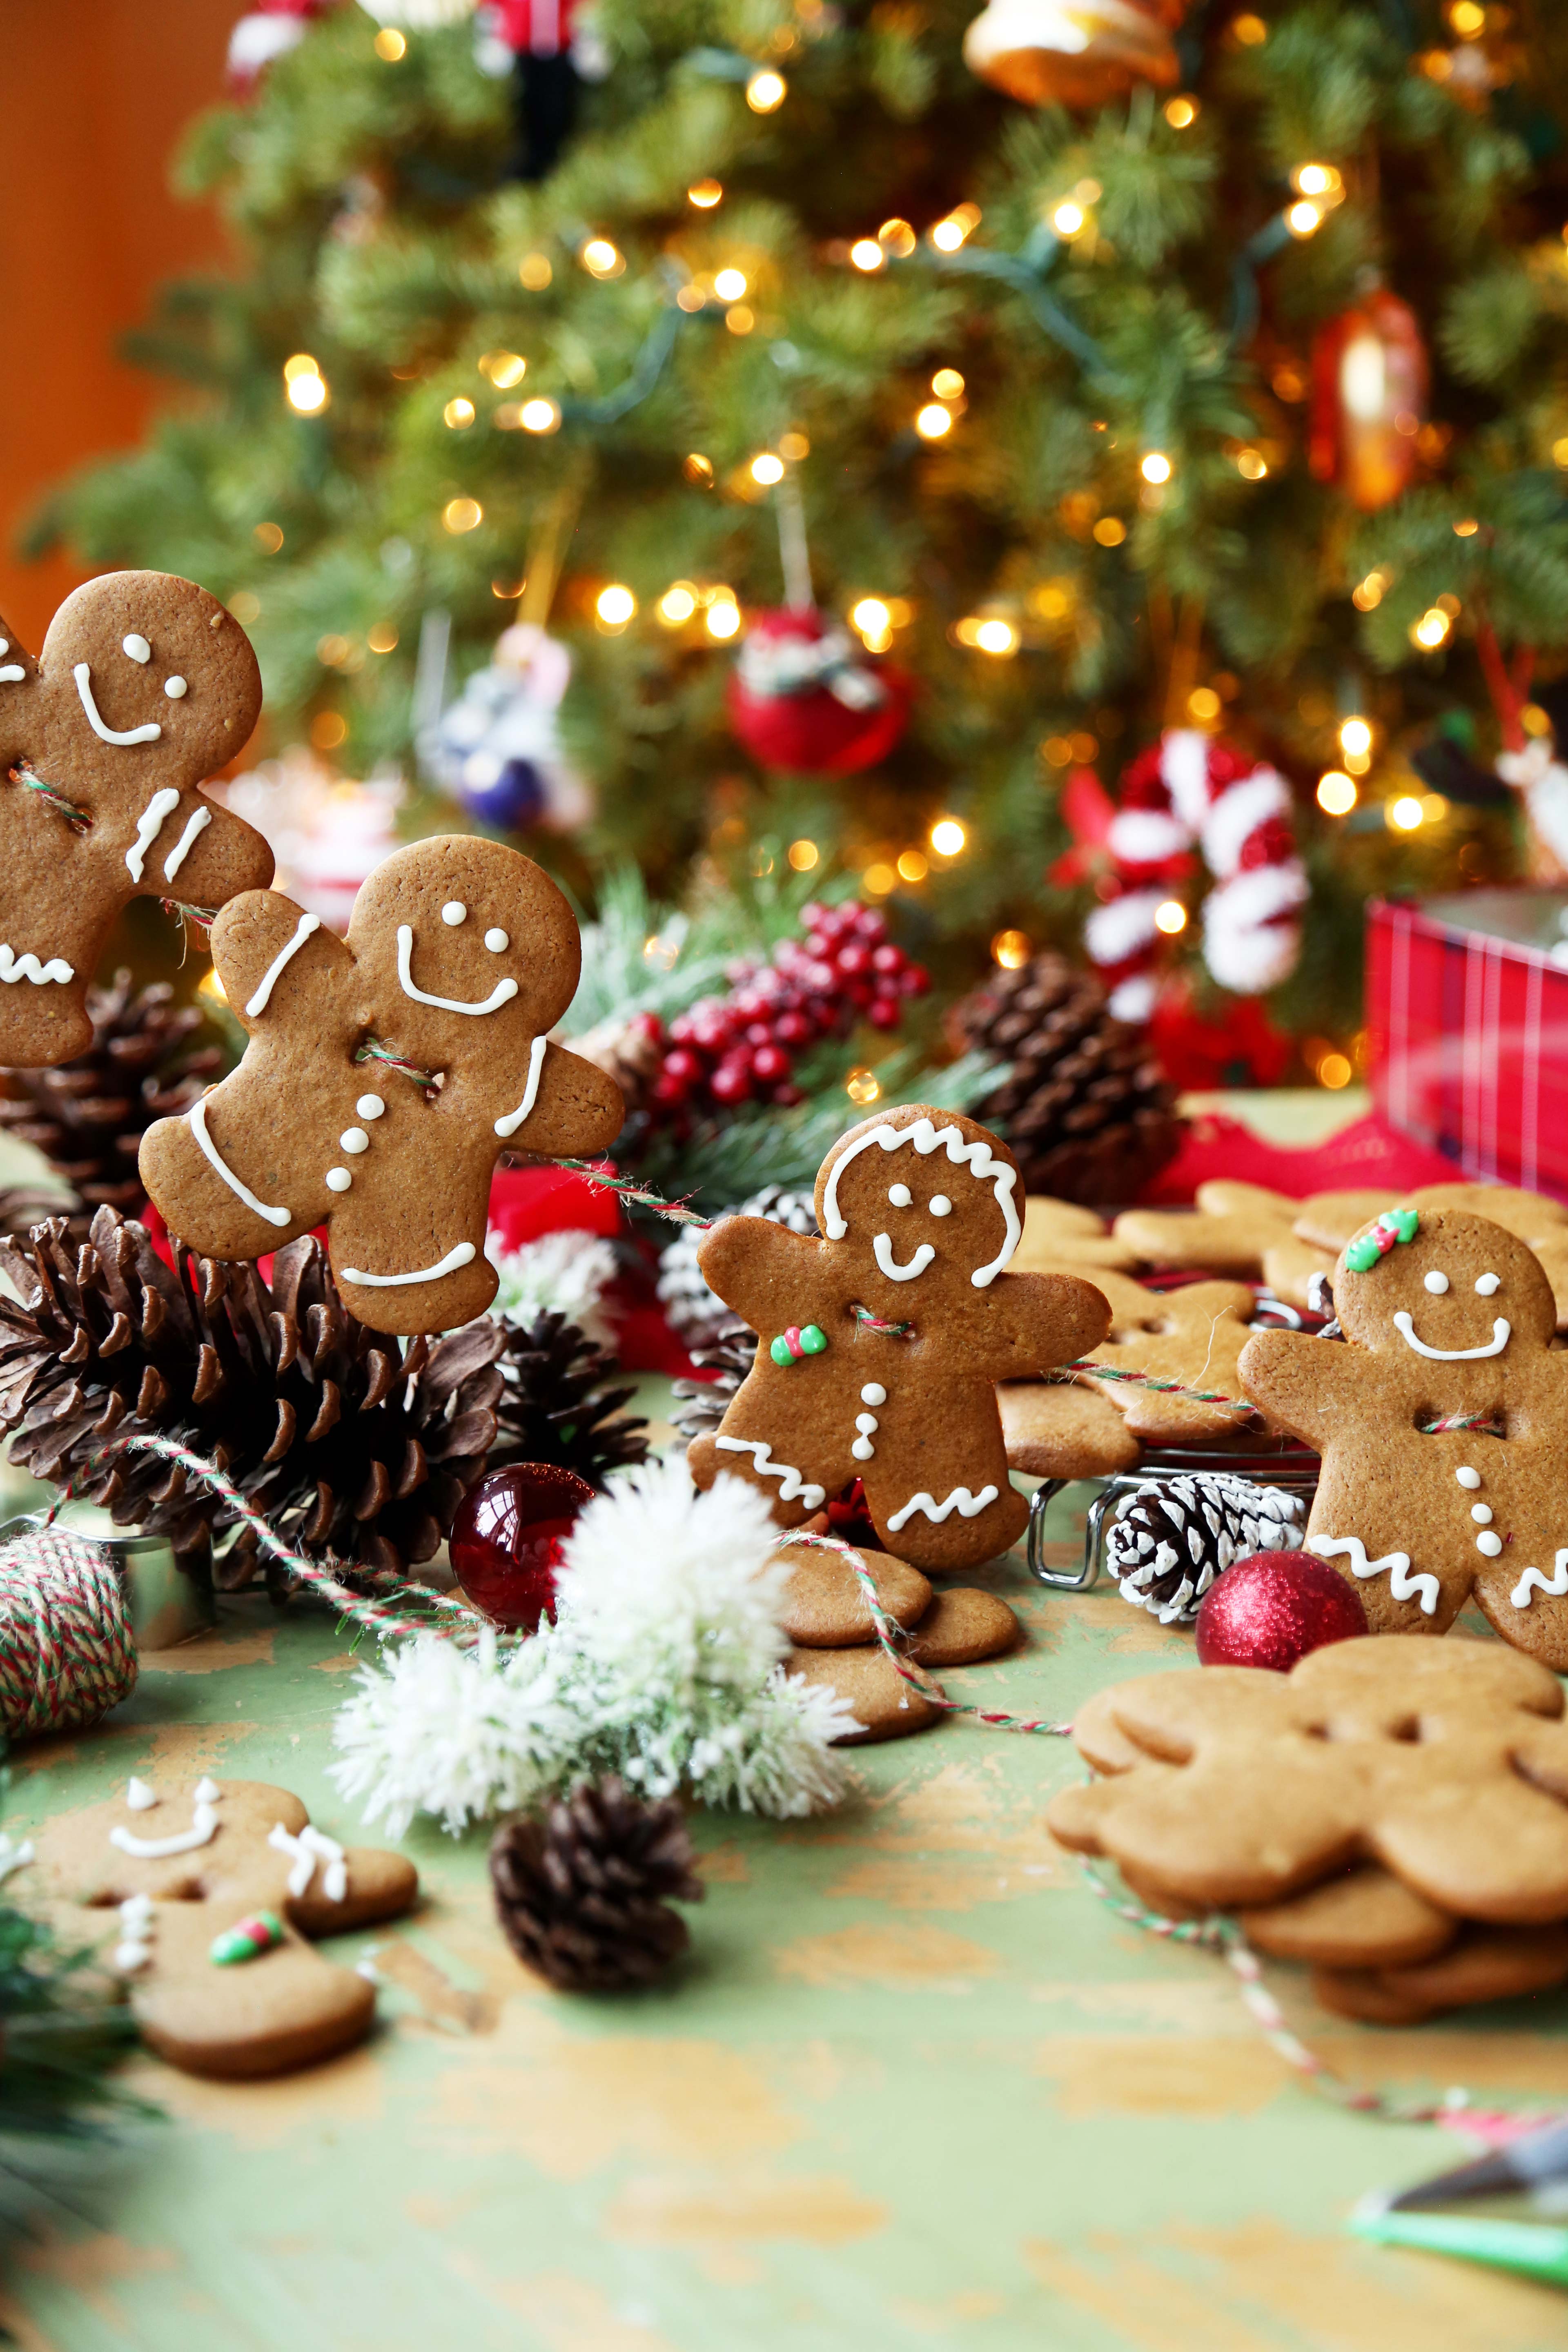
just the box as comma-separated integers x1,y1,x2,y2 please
874,1233,935,1282
109,1794,220,1860
397,924,518,1016
1392,1310,1510,1361
340,1241,477,1288
74,663,162,746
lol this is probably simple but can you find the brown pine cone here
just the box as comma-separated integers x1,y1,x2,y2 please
671,1319,755,1445
563,1012,662,1120
490,1777,704,1992
0,972,222,1216
490,1310,649,1486
947,951,1182,1204
0,1209,502,1590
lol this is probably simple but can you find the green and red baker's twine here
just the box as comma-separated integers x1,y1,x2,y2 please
7,760,89,833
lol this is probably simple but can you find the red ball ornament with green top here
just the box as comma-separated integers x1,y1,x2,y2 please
449,1463,597,1633
728,609,913,776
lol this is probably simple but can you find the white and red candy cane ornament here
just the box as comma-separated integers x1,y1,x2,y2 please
1084,730,1307,1020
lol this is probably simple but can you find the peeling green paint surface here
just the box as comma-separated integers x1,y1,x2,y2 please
4,1472,1567,2351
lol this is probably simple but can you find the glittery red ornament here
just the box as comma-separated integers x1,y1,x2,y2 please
449,1463,596,1633
1194,1549,1368,1674
728,610,913,776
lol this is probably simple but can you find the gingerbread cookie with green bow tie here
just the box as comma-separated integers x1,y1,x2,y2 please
1240,1206,1568,1667
139,836,624,1336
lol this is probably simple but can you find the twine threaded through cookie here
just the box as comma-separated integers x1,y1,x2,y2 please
0,1529,137,1737
8,760,89,833
354,1037,441,1095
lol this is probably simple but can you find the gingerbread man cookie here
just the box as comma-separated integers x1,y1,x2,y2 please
0,572,273,1065
1240,1206,1568,1666
1297,1181,1568,1333
139,837,624,1335
686,1106,1111,1571
28,1774,416,2078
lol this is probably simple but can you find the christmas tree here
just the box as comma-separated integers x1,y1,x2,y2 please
27,0,1568,1091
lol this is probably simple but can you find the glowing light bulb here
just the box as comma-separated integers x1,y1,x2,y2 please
992,929,1030,969
658,585,697,625
973,619,1018,655
932,369,964,399
596,584,637,628
713,267,748,301
1164,95,1197,127
283,354,327,413
746,69,786,111
1412,608,1452,649
443,397,475,429
1388,795,1425,831
1286,200,1324,238
706,599,741,640
850,239,885,272
915,403,953,440
930,817,967,856
581,238,622,278
1154,899,1188,935
851,598,891,638
442,497,482,534
1293,163,1341,198
750,452,785,485
788,839,819,871
483,352,526,388
1052,201,1086,237
373,27,406,60
1339,717,1373,759
1140,451,1172,485
520,398,560,433
1317,771,1357,816
688,180,723,208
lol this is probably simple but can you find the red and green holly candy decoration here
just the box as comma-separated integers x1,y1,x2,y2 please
770,1323,827,1366
1344,1206,1419,1273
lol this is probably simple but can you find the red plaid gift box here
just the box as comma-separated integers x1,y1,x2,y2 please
1368,891,1568,1197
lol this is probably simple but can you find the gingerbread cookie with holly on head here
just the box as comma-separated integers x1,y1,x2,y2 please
1239,1205,1568,1668
0,571,274,1065
139,836,624,1336
686,1105,1111,1572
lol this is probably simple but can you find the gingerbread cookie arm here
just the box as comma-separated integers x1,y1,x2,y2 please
138,789,274,909
206,889,349,1027
1237,1329,1391,1448
976,1269,1111,1380
482,1038,624,1160
695,1216,826,1338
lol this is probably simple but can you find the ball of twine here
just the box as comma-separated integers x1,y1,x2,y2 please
0,1530,138,1739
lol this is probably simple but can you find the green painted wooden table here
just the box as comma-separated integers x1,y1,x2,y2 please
5,1447,1568,2352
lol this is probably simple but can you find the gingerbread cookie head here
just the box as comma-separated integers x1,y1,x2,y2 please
1334,1206,1555,1359
344,835,582,1079
139,835,624,1337
0,570,272,1065
813,1107,1023,1319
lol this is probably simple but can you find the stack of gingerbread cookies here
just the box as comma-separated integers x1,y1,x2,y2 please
779,1533,1021,1743
1049,1635,1568,2025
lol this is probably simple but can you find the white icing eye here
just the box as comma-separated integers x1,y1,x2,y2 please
1475,1272,1501,1295
1456,1466,1481,1489
163,675,187,699
325,1167,352,1193
1424,1270,1449,1294
122,635,150,663
339,1127,370,1154
442,901,467,926
888,1183,912,1207
356,1094,385,1121
860,1383,886,1405
485,928,509,952
929,1194,953,1217
1471,1503,1494,1524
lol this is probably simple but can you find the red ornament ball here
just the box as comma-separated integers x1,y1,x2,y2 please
1194,1549,1368,1674
728,609,913,776
449,1464,597,1633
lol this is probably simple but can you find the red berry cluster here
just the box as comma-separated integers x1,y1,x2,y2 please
653,901,929,1115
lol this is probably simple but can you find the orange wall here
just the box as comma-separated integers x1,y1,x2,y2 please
0,0,239,648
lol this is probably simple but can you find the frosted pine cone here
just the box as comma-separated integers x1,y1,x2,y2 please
1104,1474,1305,1624
656,1185,818,1348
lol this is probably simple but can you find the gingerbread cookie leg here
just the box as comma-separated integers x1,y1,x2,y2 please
859,1416,1027,1574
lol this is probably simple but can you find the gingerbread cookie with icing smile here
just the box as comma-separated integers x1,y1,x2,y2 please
0,571,274,1065
138,837,624,1335
1239,1206,1568,1667
686,1105,1110,1572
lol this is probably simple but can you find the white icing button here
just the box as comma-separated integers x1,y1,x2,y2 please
1424,1270,1449,1294
356,1094,386,1121
860,1383,886,1406
126,1777,156,1811
888,1183,912,1207
1476,1530,1503,1556
163,675,187,699
851,1437,875,1461
441,901,467,926
325,1168,352,1193
855,1413,879,1434
484,928,509,952
339,1127,370,1154
929,1194,952,1216
193,1777,221,1804
1476,1272,1501,1295
1456,1466,1481,1489
122,634,150,663
1471,1503,1494,1524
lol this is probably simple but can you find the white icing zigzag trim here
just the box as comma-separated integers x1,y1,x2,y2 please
1392,1310,1510,1361
1306,1534,1441,1618
189,1096,292,1229
341,1242,477,1288
0,944,73,985
822,1117,1020,1289
269,1821,348,1902
74,663,162,746
245,911,320,1017
714,1436,827,1511
396,925,519,1016
1511,1550,1568,1611
886,1483,1000,1532
494,1034,549,1138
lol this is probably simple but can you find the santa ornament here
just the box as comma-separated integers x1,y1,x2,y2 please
728,610,912,777
227,0,332,85
1083,730,1307,1021
962,0,1183,108
1308,285,1428,513
470,0,609,180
